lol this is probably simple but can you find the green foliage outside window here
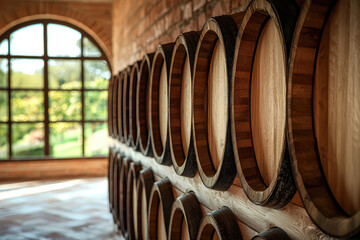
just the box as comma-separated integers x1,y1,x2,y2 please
0,22,110,159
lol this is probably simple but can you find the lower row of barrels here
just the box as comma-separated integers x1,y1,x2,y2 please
108,0,359,238
108,150,291,240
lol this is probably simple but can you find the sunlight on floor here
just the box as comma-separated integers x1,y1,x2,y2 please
0,178,124,240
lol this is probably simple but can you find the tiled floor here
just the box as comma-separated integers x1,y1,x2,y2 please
0,178,123,240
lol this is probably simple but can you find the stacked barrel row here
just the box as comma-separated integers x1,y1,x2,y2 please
108,150,292,240
108,0,360,238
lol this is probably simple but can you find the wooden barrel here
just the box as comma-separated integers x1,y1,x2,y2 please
108,148,114,213
113,153,122,228
148,43,174,165
126,162,142,240
112,74,120,139
108,76,114,137
136,168,155,240
251,227,290,240
168,32,199,177
192,15,240,190
129,62,141,149
231,0,298,208
148,178,175,240
119,157,132,236
168,192,203,240
123,66,131,145
196,206,242,240
137,53,154,155
287,0,360,237
117,72,124,142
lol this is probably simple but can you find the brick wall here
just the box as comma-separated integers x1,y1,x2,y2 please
0,0,113,61
112,0,252,72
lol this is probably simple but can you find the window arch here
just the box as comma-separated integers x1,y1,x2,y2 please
0,20,111,159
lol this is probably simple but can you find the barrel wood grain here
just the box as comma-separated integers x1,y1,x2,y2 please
168,192,203,240
117,72,124,142
169,31,199,177
113,154,122,229
112,74,120,139
192,15,240,190
313,0,360,216
108,76,114,137
231,0,298,208
136,168,155,240
148,178,175,240
137,53,154,155
108,148,114,213
287,0,360,237
196,206,243,240
126,162,142,240
129,62,141,149
148,44,175,165
123,67,131,145
119,157,132,236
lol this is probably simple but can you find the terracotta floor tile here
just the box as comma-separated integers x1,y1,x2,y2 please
0,178,124,240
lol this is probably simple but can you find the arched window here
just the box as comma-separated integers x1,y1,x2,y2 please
0,20,111,159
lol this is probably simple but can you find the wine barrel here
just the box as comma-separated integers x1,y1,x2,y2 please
287,0,360,237
108,76,114,137
129,62,141,149
196,206,242,240
136,168,155,240
113,153,122,228
192,15,240,190
123,66,131,145
168,32,199,177
108,148,114,213
251,227,290,240
119,157,132,236
126,162,142,240
117,72,124,142
231,0,298,208
112,74,120,139
148,178,175,240
137,53,154,155
148,43,174,165
168,192,203,240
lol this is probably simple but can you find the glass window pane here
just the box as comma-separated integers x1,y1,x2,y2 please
10,24,44,56
83,37,101,57
11,91,44,121
0,124,8,159
0,90,8,121
47,24,81,57
84,60,110,89
0,58,8,88
49,91,81,121
0,39,8,55
85,122,107,156
11,59,44,89
50,122,82,157
48,60,81,89
84,91,107,120
12,123,44,157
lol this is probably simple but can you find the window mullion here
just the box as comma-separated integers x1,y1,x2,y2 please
7,36,12,158
81,35,85,156
44,23,50,156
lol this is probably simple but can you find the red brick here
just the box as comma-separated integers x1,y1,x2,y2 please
183,1,192,20
231,0,250,11
197,11,207,29
193,0,206,12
